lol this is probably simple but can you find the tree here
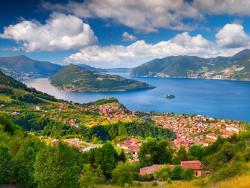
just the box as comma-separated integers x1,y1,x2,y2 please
34,143,81,188
188,145,205,160
138,139,172,166
205,141,234,171
112,162,137,185
173,146,188,164
0,130,10,147
94,142,118,178
210,162,244,182
8,134,24,157
182,168,194,180
0,113,21,134
13,137,43,188
169,166,183,180
0,146,13,184
79,164,104,188
156,165,170,181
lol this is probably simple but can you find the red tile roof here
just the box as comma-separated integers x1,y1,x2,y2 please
139,164,163,176
181,160,202,170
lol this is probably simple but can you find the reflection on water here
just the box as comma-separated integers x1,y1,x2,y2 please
24,77,250,122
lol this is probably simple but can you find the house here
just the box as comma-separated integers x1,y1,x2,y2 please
68,118,78,127
117,137,142,158
139,164,163,176
139,161,208,177
181,160,206,177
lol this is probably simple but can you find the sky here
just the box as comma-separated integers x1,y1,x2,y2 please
0,0,250,68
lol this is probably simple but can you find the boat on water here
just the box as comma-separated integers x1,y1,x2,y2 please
166,94,175,99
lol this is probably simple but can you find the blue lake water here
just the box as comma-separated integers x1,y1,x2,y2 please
24,77,250,122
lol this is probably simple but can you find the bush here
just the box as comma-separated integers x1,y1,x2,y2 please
182,168,194,180
112,162,138,185
169,166,183,180
0,146,13,184
156,165,170,181
79,164,104,188
210,162,245,182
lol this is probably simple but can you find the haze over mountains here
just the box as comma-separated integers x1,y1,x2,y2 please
0,55,131,80
1,49,250,82
0,55,61,80
131,49,250,81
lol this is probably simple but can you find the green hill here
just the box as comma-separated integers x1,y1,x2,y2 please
131,49,250,80
50,64,155,92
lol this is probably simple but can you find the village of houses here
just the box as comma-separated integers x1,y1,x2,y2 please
32,100,243,178
115,114,242,177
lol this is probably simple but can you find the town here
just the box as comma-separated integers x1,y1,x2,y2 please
154,114,242,150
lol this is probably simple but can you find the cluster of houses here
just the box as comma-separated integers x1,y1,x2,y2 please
140,160,209,177
98,103,128,119
116,137,142,159
154,115,242,149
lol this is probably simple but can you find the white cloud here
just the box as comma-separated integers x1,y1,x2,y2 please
44,0,250,33
44,0,201,32
65,32,216,68
0,13,97,52
193,0,250,16
122,32,136,41
216,24,249,48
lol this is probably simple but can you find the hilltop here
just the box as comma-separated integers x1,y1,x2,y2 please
50,64,155,92
131,49,250,81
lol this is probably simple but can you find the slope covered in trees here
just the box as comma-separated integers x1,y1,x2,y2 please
50,64,155,92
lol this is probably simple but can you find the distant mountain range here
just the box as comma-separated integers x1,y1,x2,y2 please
131,49,250,81
50,64,154,92
1,49,250,82
0,55,61,80
0,55,131,80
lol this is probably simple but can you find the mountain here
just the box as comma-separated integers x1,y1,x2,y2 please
0,55,61,80
131,49,250,81
50,64,154,92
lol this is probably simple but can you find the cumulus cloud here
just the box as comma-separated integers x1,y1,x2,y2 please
65,32,216,67
44,0,201,32
216,24,249,48
44,0,250,33
0,13,97,51
193,0,250,16
122,32,137,41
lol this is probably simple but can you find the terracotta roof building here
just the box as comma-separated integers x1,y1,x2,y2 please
139,164,163,176
181,160,206,177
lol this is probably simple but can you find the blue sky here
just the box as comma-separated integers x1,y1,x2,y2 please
0,0,250,68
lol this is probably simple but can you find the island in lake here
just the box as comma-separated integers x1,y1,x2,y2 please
50,64,155,92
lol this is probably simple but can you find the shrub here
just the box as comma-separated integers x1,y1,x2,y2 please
210,162,245,182
112,162,137,185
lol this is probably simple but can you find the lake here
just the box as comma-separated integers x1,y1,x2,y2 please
24,77,250,122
